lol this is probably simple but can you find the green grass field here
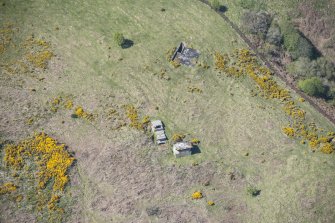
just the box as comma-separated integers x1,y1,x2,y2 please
1,0,335,222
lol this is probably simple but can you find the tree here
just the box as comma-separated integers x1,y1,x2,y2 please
241,11,271,39
266,21,282,46
287,57,335,82
113,32,125,47
286,57,312,79
312,57,335,81
280,20,315,60
298,77,328,97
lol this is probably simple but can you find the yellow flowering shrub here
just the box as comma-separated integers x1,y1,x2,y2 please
207,201,215,206
4,144,24,169
320,143,334,154
3,133,74,211
124,104,150,131
48,194,60,210
74,106,94,121
49,96,75,113
309,139,319,149
75,106,84,117
141,115,150,126
170,59,181,68
298,97,305,102
0,182,17,195
24,37,54,70
16,194,23,202
64,100,73,109
191,138,200,144
214,52,228,72
1,25,56,76
282,127,295,137
171,133,186,143
191,191,203,199
214,49,335,154
26,50,54,69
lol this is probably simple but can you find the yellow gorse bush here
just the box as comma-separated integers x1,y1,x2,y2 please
124,104,150,131
207,200,215,206
74,106,94,121
214,49,335,154
282,127,295,137
191,191,203,199
3,133,74,209
171,133,186,143
0,182,17,195
191,138,200,144
1,25,55,75
26,50,54,69
24,37,54,70
49,96,74,113
320,143,334,154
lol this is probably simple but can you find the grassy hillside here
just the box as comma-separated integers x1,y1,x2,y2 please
1,0,335,222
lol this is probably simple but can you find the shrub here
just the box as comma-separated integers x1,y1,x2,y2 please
3,133,74,212
287,57,335,83
241,11,271,39
312,57,335,81
191,138,200,144
281,21,315,60
247,186,261,197
298,97,305,102
114,32,125,47
0,182,17,195
298,77,328,97
191,191,203,199
286,57,312,79
207,201,215,206
74,106,94,121
124,104,149,131
171,133,186,143
282,126,295,137
266,21,282,46
75,106,84,117
320,143,334,154
327,88,335,99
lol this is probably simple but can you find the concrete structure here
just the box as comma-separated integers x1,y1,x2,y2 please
151,120,164,132
151,120,167,144
173,142,193,158
171,42,200,67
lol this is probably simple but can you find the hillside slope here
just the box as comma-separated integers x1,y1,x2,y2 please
1,0,335,222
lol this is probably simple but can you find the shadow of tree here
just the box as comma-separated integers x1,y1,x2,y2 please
122,39,134,49
217,5,227,13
